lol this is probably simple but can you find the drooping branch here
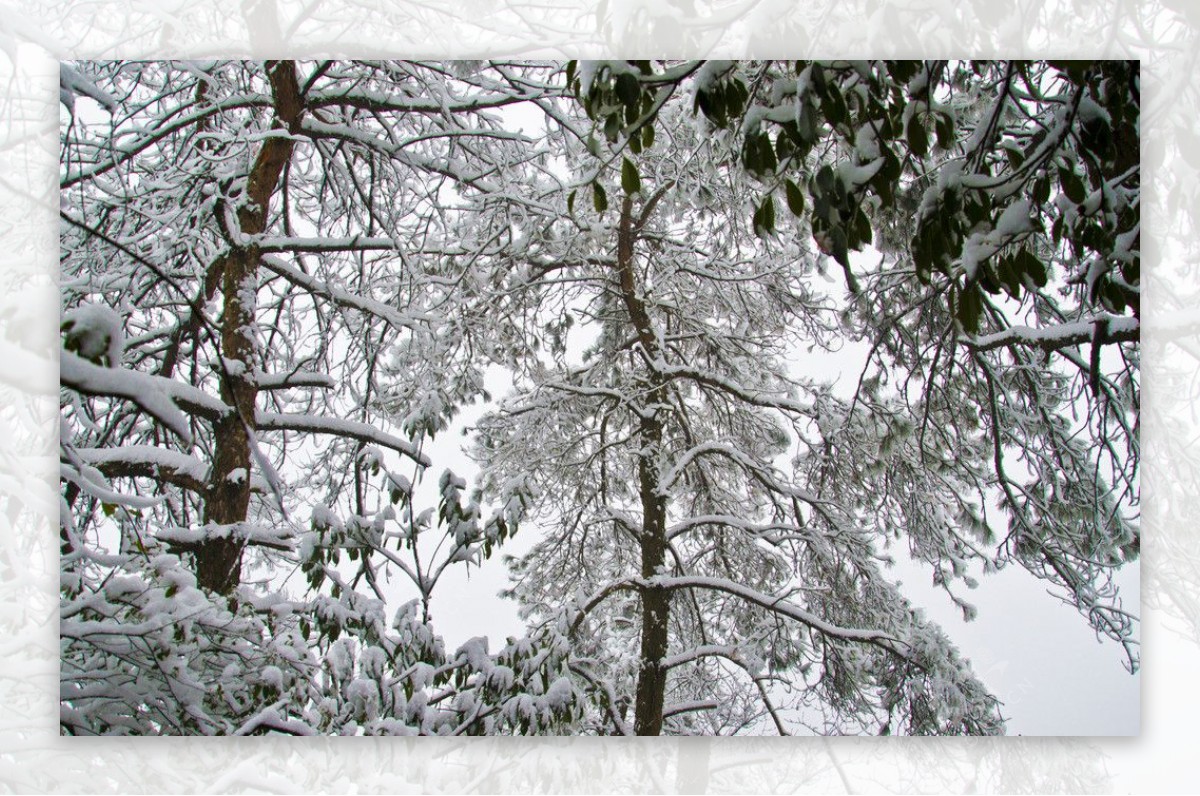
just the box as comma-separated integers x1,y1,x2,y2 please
255,412,429,466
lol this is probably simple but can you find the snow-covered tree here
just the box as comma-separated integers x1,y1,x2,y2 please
59,60,1137,736
58,60,583,735
471,61,1138,735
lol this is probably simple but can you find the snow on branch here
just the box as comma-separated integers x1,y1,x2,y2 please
662,699,722,718
261,256,428,332
60,63,119,114
963,316,1138,354
72,445,209,493
570,575,905,658
256,412,429,467
252,370,336,391
60,92,269,190
661,644,747,670
667,515,796,542
61,350,231,440
650,575,906,653
232,707,317,736
656,363,812,415
157,522,295,552
307,86,548,115
255,236,398,253
656,441,821,503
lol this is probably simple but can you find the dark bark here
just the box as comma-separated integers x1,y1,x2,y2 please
196,61,303,595
613,197,672,736
633,412,669,735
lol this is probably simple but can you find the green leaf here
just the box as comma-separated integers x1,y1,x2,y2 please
726,78,748,117
1032,175,1051,206
912,231,933,283
815,165,836,195
616,72,640,107
907,116,929,158
809,62,828,100
774,131,795,162
785,178,806,217
742,136,761,175
1015,248,1048,288
823,88,847,128
102,502,117,517
829,225,849,268
978,263,1001,295
708,85,727,125
753,195,776,238
935,114,954,150
1100,279,1127,313
956,284,983,333
565,60,577,89
567,189,577,216
850,206,872,249
1059,165,1086,204
642,125,655,149
603,113,621,142
1048,60,1093,83
797,100,818,144
887,60,921,84
758,132,777,174
997,255,1022,298
621,157,641,195
593,182,608,213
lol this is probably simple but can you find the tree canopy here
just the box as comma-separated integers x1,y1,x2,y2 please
59,59,1138,736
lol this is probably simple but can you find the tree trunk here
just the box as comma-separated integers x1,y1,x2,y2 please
612,197,672,735
633,409,670,735
197,61,303,595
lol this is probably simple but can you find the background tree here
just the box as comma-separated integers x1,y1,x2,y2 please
469,60,1138,735
561,58,1140,667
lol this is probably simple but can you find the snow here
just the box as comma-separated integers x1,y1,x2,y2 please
694,60,736,92
994,199,1034,237
854,124,882,161
259,665,285,690
60,63,118,113
543,676,574,709
72,445,209,484
61,351,195,444
62,303,124,367
1077,95,1112,125
252,370,335,390
957,199,1034,280
969,316,1139,352
156,521,294,550
837,156,884,189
